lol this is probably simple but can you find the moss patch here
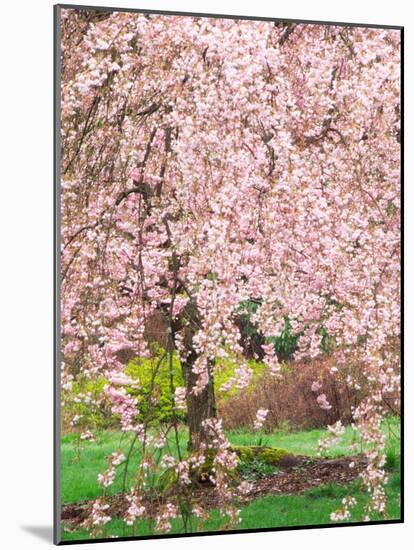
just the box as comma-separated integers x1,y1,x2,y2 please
231,445,292,466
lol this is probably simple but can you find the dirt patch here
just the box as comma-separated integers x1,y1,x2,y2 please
242,455,367,500
61,454,367,528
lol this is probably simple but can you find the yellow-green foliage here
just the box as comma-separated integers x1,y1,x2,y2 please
232,445,254,462
126,347,267,421
63,376,111,431
214,354,267,399
125,348,185,423
70,376,108,402
64,347,269,429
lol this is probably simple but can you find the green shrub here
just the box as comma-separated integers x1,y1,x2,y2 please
237,300,336,359
266,317,300,361
214,354,267,398
63,345,270,433
62,375,115,432
125,345,267,423
126,348,186,423
233,445,292,481
237,457,279,481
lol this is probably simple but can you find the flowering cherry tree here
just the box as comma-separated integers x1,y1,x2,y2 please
60,8,401,534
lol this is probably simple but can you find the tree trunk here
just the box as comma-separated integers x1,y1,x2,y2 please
176,301,217,451
183,352,216,451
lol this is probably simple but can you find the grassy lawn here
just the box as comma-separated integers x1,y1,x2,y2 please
61,463,401,541
61,429,188,504
61,417,400,505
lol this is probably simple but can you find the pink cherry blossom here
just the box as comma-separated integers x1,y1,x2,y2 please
316,393,332,410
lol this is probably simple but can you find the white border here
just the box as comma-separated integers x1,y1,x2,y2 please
1,1,411,549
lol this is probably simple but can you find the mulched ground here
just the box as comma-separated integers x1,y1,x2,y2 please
243,455,367,500
61,454,367,528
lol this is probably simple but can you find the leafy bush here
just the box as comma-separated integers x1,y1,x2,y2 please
126,347,267,423
62,346,272,433
233,445,293,481
126,348,186,423
237,299,338,359
237,457,279,481
61,375,116,432
214,353,267,396
237,300,300,361
266,317,300,361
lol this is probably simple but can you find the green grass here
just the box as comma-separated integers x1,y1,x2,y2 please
228,417,400,458
227,426,358,456
61,417,400,504
61,464,401,542
61,430,188,504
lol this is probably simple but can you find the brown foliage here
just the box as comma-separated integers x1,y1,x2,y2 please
218,355,387,431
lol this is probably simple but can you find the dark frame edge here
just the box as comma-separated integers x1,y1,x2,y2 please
55,3,403,30
54,3,62,546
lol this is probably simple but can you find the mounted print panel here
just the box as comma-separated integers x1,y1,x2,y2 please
54,4,403,544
